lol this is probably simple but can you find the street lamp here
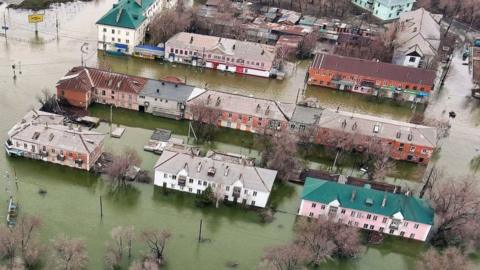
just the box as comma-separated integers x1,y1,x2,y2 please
80,42,89,66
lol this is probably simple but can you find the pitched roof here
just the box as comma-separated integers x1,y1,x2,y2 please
301,177,434,224
96,0,155,29
140,79,206,102
395,8,442,58
187,90,296,122
166,32,277,63
57,67,147,94
154,150,277,192
8,111,104,154
311,53,436,86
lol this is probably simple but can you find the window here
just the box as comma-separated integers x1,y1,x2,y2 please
369,225,374,230
203,181,207,186
351,211,356,217
354,222,359,227
253,191,257,197
389,229,395,234
341,209,346,214
111,37,115,42
414,224,419,229
410,146,416,152
111,29,115,34
172,175,176,180
356,212,362,218
251,201,256,206
348,221,353,225
409,56,416,63
404,222,409,227
197,190,201,194
363,224,368,229
188,188,192,192
367,214,372,220
382,217,388,223
321,205,326,210
126,32,129,36
309,212,314,217
311,203,317,208
400,231,405,237
103,28,107,32
189,178,194,183
126,40,129,44
198,180,201,185
226,186,230,191
409,234,415,239
373,215,378,221
244,190,248,195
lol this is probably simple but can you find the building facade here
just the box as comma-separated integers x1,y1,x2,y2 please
5,110,105,171
165,32,278,78
138,79,205,119
351,0,415,21
57,67,147,110
96,0,174,55
308,53,437,102
298,177,434,241
154,150,277,208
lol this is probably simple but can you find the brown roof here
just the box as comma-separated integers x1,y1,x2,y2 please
311,53,436,86
57,67,147,94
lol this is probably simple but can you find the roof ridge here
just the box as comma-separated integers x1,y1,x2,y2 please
253,167,271,192
154,151,179,169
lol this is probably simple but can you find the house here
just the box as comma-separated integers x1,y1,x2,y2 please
351,0,415,21
185,90,295,134
5,110,105,171
165,32,278,78
154,150,277,208
138,79,205,119
392,8,442,68
290,105,437,164
298,177,434,241
96,0,174,55
277,9,301,25
308,53,437,102
56,67,147,110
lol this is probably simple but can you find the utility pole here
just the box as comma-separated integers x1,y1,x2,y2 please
2,11,8,40
99,196,103,218
11,64,16,80
80,42,89,66
55,12,59,39
198,219,203,242
18,61,21,75
110,104,113,136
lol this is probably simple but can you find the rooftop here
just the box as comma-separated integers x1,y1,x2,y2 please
140,79,205,102
96,0,155,29
57,67,147,94
166,32,277,63
187,90,296,122
154,150,277,193
302,177,434,224
8,110,105,154
311,53,437,86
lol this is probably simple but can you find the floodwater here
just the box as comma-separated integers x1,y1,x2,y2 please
0,0,479,269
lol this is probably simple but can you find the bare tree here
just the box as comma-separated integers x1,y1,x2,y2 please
260,244,309,270
427,176,480,248
362,140,396,181
188,100,219,142
104,148,142,190
297,32,319,59
423,118,451,143
105,225,135,270
37,88,61,114
295,217,363,265
416,247,471,270
139,229,172,267
0,215,44,269
263,130,302,182
148,3,193,44
129,257,159,270
51,235,88,270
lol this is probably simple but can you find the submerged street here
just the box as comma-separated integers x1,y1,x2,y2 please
0,0,480,269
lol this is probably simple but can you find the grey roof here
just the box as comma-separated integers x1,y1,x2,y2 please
188,90,296,122
8,111,105,154
292,106,437,147
394,8,442,58
150,128,172,141
140,79,205,102
154,150,277,192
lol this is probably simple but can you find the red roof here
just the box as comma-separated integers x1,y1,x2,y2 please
311,54,436,86
57,67,147,94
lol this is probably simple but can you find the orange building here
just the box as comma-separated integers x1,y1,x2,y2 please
308,54,437,102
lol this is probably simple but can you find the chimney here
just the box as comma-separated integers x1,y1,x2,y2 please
207,94,211,104
232,44,236,50
197,162,202,172
224,165,230,176
156,89,159,93
256,104,261,112
161,81,165,85
265,105,270,115
350,190,356,202
215,97,221,106
261,50,264,55
381,193,387,208
190,36,194,44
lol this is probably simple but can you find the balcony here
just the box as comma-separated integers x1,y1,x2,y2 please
177,176,186,187
389,219,401,230
232,187,241,198
57,154,65,161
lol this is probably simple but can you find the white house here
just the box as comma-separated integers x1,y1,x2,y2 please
392,8,442,68
154,150,277,208
96,0,175,55
351,0,415,21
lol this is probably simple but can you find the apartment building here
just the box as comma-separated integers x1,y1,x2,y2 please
351,0,415,21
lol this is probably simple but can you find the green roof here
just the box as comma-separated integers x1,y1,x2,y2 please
96,0,155,29
301,177,434,225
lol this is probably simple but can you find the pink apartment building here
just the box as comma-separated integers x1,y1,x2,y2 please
298,177,434,241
